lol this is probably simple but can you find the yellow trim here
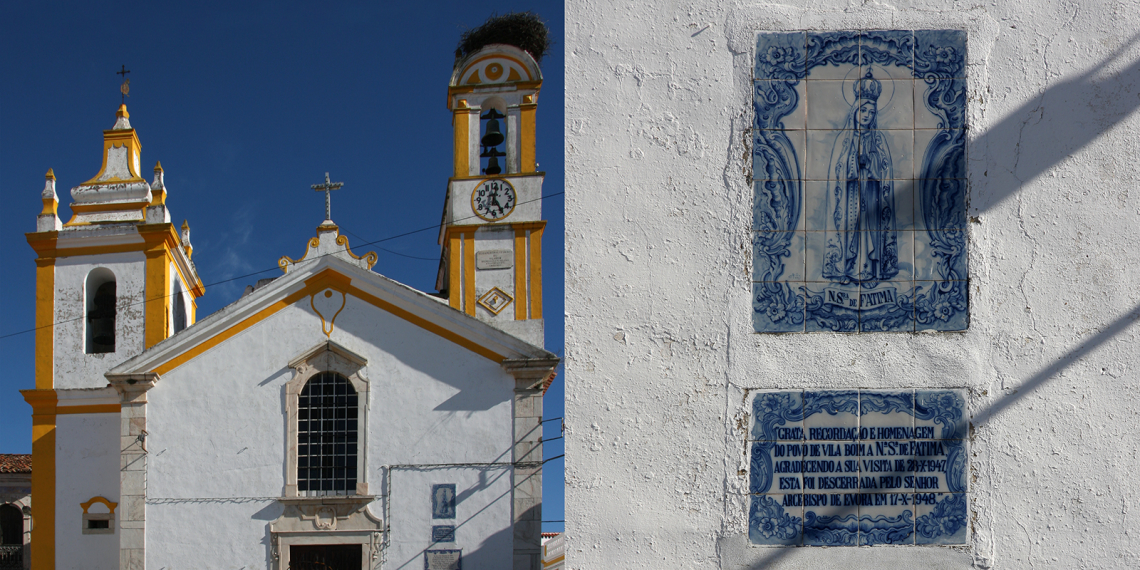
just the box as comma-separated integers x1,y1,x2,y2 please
334,235,378,268
57,404,121,415
80,496,119,514
448,232,462,310
34,258,54,390
154,288,309,375
515,228,527,320
311,289,347,337
279,237,322,272
449,171,546,183
40,198,58,217
69,200,151,214
80,127,145,186
454,106,476,177
21,389,56,570
529,225,543,319
344,277,504,362
463,232,475,316
144,248,171,348
448,81,542,100
456,53,534,84
520,103,537,173
152,268,506,375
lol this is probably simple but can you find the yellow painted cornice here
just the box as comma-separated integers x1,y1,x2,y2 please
150,267,509,375
20,389,58,414
449,171,545,182
443,221,545,242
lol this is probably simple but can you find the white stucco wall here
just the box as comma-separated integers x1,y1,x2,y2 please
565,1,1140,568
54,252,147,389
145,294,516,567
55,413,120,570
385,466,513,570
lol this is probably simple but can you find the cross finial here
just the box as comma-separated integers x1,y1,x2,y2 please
117,65,131,104
311,172,344,222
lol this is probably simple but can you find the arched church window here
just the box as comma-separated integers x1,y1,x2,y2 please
480,98,508,175
0,504,21,557
297,372,359,496
172,279,187,334
85,268,116,354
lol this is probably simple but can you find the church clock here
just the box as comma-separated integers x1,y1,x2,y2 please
471,178,516,221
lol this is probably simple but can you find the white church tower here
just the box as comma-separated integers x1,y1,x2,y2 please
22,103,203,570
438,43,547,347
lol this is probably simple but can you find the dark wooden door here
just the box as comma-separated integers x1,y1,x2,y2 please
289,544,361,570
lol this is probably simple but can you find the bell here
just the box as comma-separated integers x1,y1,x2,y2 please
481,148,505,175
480,118,505,148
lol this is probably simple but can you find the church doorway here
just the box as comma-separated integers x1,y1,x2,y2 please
288,544,362,570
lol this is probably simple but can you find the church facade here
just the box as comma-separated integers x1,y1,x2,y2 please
21,44,554,570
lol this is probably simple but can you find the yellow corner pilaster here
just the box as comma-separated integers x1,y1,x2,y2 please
515,228,527,320
528,225,543,319
520,101,537,173
454,101,475,178
449,233,463,310
21,389,56,570
144,248,171,348
463,231,476,316
34,258,55,390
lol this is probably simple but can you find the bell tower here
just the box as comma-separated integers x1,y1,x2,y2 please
438,43,546,346
25,103,205,391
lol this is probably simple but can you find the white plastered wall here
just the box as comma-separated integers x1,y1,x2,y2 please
144,295,516,567
384,466,513,569
55,412,120,570
53,251,147,389
565,1,1140,568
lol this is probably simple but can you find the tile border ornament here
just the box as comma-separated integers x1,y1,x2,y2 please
753,30,968,333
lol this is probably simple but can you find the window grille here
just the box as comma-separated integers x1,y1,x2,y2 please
297,372,359,496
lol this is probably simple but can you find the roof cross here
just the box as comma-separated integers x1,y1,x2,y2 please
117,65,131,104
311,172,344,222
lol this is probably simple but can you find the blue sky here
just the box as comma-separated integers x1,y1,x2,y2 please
0,1,565,531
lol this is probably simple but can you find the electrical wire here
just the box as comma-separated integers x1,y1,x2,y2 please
0,190,564,341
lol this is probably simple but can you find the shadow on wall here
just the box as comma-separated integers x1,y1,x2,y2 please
391,467,519,569
969,30,1140,213
734,30,1140,568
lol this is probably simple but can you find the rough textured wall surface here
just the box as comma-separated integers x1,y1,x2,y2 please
565,1,1140,568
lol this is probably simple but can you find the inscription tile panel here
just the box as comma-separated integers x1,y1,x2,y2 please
747,388,968,546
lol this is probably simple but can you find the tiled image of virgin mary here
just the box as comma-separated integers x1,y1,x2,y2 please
752,30,968,333
823,70,898,284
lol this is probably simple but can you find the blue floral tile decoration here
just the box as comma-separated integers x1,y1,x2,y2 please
753,30,968,333
747,389,968,546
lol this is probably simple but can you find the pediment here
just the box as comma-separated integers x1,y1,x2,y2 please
108,254,553,378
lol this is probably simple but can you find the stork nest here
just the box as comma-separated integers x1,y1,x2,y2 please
456,12,552,66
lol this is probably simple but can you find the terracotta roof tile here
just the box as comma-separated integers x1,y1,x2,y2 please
0,454,31,473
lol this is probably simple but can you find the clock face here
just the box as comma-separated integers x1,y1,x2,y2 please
471,178,517,221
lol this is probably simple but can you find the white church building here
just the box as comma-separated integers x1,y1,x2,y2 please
21,43,555,570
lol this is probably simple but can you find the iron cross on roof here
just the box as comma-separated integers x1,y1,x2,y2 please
117,65,130,104
311,172,344,222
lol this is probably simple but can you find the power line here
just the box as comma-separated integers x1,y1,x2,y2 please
0,190,564,342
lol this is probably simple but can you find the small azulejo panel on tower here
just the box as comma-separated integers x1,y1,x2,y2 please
746,389,968,546
751,30,968,333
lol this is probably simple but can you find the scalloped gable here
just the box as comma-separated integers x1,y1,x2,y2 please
107,254,554,378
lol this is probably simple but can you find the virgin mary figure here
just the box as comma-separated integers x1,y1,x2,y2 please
822,69,899,284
